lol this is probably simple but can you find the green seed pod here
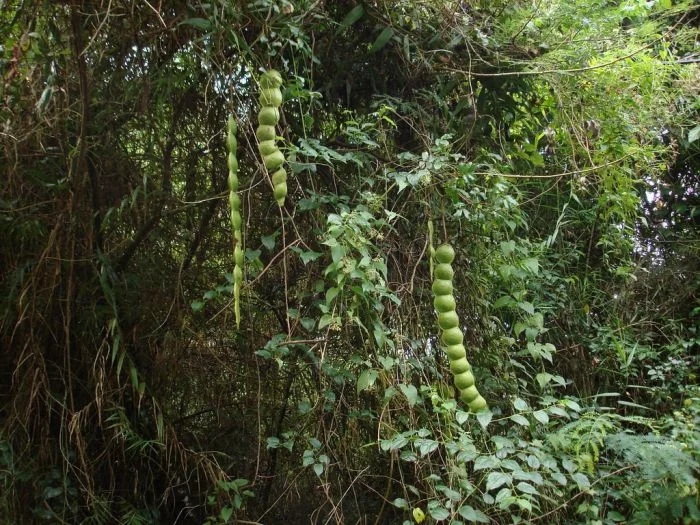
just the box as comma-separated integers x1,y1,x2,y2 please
233,265,243,284
271,168,287,186
450,357,471,375
227,116,237,142
260,87,283,107
257,70,287,206
229,192,240,210
454,370,475,390
260,69,283,89
234,245,244,266
258,140,279,156
273,182,287,206
228,152,239,175
468,395,488,412
434,263,454,280
256,124,277,142
434,244,455,264
227,116,243,329
432,278,453,296
258,106,280,126
444,343,466,361
460,385,479,403
434,294,456,313
264,150,285,171
438,310,459,330
232,210,242,230
441,326,464,346
431,241,487,412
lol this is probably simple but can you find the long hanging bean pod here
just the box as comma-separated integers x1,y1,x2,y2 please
227,116,243,328
256,70,287,206
432,244,488,412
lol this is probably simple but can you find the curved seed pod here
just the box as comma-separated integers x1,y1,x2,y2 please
258,106,279,126
271,167,287,186
258,140,279,156
231,210,242,230
260,69,283,89
271,168,288,206
257,70,287,206
449,357,471,375
454,371,475,390
264,150,285,171
256,125,276,142
434,244,455,264
434,294,456,313
438,310,459,330
460,385,480,403
234,245,244,266
260,87,283,107
441,326,464,346
431,242,488,412
445,343,466,361
273,182,288,205
432,278,453,295
469,395,488,412
434,263,454,280
227,116,243,328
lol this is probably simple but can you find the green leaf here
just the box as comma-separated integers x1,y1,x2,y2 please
513,397,529,411
533,410,549,424
399,383,419,407
476,409,493,429
338,5,365,30
318,313,334,330
299,250,322,264
516,482,539,495
572,472,590,489
500,240,516,256
261,234,276,251
458,505,490,523
510,414,530,426
486,471,512,491
427,502,450,520
549,406,570,419
357,369,378,393
313,462,324,476
369,27,394,54
493,295,515,309
180,17,212,31
688,124,700,143
220,506,233,523
415,438,438,456
191,300,204,312
330,243,345,263
474,455,500,470
392,498,409,509
325,286,340,304
516,301,535,315
536,372,553,388
521,257,539,274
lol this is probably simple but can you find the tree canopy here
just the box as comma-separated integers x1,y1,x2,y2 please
1,1,698,523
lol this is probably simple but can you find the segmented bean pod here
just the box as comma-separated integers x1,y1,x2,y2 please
432,244,488,412
256,70,287,206
227,116,243,328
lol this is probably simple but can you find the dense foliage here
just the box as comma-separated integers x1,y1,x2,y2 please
1,1,698,523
